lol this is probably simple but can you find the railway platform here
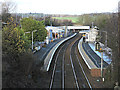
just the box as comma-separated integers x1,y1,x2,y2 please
78,37,109,77
42,33,77,71
34,37,65,65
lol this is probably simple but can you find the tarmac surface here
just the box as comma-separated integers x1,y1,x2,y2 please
34,38,65,64
33,33,73,64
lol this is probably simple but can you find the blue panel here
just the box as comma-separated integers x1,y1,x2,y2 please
49,29,53,40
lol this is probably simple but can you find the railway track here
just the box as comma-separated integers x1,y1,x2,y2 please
49,33,92,89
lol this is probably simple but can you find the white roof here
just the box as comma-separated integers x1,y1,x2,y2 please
79,30,90,34
67,26,90,30
79,28,99,34
45,26,64,33
45,26,90,33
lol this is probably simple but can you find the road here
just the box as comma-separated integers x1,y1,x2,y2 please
49,33,91,89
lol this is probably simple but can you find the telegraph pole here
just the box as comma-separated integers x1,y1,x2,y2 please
101,49,103,77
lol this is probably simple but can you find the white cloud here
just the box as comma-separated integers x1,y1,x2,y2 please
14,0,120,14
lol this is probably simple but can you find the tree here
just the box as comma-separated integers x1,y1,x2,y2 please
2,17,35,88
2,1,17,23
44,16,51,26
77,14,93,26
94,13,119,87
2,17,30,56
20,18,47,42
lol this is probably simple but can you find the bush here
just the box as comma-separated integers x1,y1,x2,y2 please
2,17,36,88
2,52,35,88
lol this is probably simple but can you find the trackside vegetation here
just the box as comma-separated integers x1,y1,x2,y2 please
2,17,47,88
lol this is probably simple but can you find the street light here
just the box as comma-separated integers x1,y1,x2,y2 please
32,30,37,51
24,31,30,36
95,42,103,77
99,48,103,77
95,41,103,77
24,30,37,51
95,42,100,51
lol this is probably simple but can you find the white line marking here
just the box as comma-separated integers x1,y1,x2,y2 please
75,47,92,90
49,44,65,89
78,39,92,69
70,44,79,89
83,44,100,68
46,33,77,71
62,45,67,89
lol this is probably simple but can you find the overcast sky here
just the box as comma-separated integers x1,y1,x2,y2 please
1,0,120,15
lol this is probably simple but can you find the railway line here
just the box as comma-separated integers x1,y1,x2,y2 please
49,33,92,89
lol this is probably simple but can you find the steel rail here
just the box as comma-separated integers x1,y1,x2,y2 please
75,47,92,90
49,44,65,89
70,43,80,89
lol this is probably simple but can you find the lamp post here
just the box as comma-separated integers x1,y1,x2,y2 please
101,49,103,77
99,48,103,77
95,43,103,77
24,31,30,36
95,42,100,51
24,30,37,51
32,30,37,51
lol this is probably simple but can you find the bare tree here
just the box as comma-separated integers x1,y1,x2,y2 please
2,0,17,23
2,0,17,14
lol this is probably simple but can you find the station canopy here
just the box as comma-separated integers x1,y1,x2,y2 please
45,26,64,33
67,26,90,30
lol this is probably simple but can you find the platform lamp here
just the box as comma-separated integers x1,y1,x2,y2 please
95,34,101,51
82,34,86,42
99,48,103,78
95,42,100,51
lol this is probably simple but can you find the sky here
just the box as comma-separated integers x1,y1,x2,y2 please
1,0,120,15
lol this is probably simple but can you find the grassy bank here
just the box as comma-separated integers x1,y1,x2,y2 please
52,16,78,23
